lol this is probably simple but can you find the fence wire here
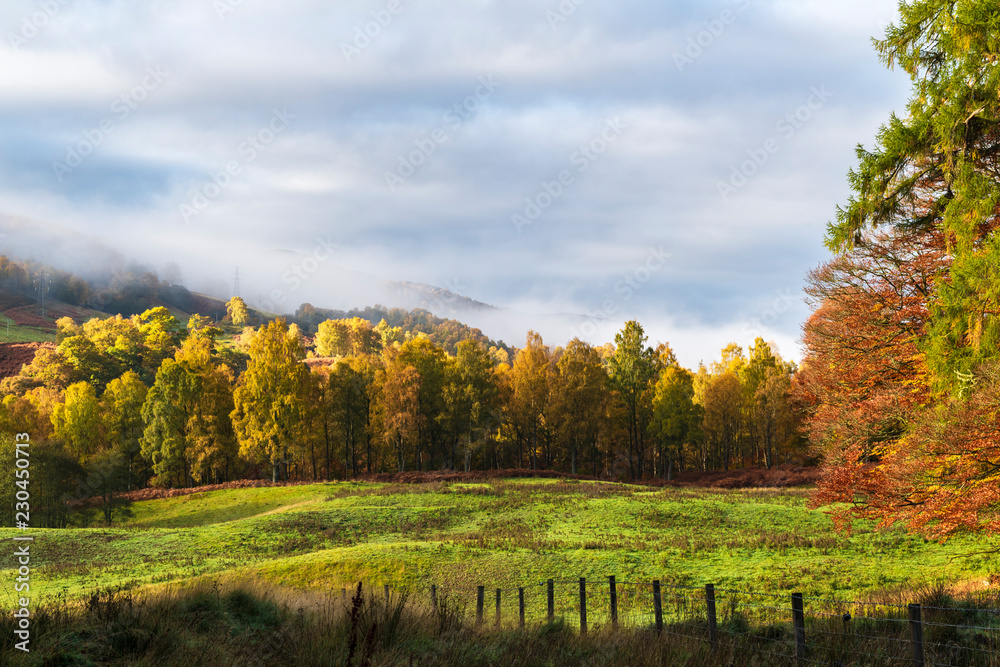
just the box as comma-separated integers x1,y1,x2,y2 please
355,579,1000,666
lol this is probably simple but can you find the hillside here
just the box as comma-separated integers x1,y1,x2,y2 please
0,249,511,356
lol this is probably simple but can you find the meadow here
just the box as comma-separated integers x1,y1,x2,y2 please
3,478,1000,665
5,478,998,605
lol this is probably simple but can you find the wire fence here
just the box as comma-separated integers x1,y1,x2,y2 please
344,577,1000,666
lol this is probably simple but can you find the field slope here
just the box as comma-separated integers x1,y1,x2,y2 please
3,479,998,613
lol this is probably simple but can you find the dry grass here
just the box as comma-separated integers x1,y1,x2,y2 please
3,578,999,666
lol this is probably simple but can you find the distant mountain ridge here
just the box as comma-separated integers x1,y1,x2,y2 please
385,280,499,316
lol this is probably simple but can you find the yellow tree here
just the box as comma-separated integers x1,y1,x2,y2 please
608,321,657,479
226,297,249,327
141,335,237,487
509,331,552,470
101,371,149,489
550,338,607,475
397,337,447,470
307,366,339,479
702,373,743,470
316,319,350,357
376,351,423,472
347,317,381,356
231,319,310,481
52,381,103,461
650,367,702,479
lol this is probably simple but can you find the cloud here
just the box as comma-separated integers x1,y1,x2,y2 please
0,0,913,367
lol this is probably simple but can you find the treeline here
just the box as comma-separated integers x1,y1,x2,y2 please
292,303,511,357
0,303,804,524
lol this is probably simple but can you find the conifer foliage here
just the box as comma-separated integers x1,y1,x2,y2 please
804,0,1000,538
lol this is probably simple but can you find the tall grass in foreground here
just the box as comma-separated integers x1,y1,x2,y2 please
1,580,998,666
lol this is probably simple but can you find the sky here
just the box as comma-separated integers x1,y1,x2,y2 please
0,0,912,367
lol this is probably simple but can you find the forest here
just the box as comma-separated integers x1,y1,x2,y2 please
0,291,802,528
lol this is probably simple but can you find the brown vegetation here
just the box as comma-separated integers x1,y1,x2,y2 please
0,341,54,379
93,466,820,507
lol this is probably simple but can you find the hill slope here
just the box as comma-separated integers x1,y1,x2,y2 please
5,479,996,607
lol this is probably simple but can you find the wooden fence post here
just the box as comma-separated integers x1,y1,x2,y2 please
579,578,588,635
547,579,555,622
909,604,925,667
496,589,502,626
609,576,619,629
519,587,525,627
476,586,485,626
653,580,663,633
431,584,437,609
706,584,718,648
791,593,806,663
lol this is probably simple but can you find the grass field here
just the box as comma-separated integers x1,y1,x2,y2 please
0,321,54,343
3,479,1000,665
4,479,998,610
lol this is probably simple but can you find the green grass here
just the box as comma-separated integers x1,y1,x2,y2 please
3,479,999,614
0,321,55,343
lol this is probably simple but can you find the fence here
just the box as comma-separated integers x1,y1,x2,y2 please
343,577,1000,666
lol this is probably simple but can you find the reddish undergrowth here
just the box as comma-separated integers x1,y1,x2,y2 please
99,465,819,505
0,341,54,379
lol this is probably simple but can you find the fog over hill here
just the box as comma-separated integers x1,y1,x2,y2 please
0,213,804,365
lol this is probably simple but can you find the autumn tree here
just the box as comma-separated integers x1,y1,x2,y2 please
803,0,1000,536
701,373,742,470
444,339,499,471
51,381,103,461
753,367,797,469
316,319,350,357
101,371,149,489
650,366,701,479
397,336,447,470
142,335,237,486
329,355,377,476
376,351,422,472
231,319,310,482
307,367,338,479
508,331,552,470
550,339,607,475
608,321,657,479
58,336,118,390
227,297,249,327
